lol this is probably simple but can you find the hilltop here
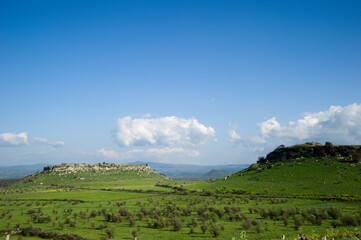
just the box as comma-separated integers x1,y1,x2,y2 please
10,163,168,190
42,163,160,175
259,142,361,163
185,142,361,197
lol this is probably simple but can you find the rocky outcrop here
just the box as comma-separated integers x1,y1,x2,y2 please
259,142,361,163
42,163,159,175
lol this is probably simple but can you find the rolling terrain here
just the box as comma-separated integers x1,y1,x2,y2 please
0,162,248,180
0,143,360,240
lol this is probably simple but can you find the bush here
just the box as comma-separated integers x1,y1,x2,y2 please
209,224,221,237
189,217,198,228
341,215,356,226
69,220,76,228
255,224,261,233
330,220,342,228
242,219,251,230
173,219,182,231
129,216,136,227
294,216,302,230
201,224,208,234
328,208,341,219
106,228,114,239
119,208,128,216
282,215,288,226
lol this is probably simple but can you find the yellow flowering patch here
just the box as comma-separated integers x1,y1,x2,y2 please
39,189,66,193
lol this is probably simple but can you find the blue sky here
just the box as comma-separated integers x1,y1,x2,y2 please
1,0,361,166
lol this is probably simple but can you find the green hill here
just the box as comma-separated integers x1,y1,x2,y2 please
10,163,168,191
1,145,361,240
186,142,361,198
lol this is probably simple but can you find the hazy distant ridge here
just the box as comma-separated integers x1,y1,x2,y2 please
131,161,249,179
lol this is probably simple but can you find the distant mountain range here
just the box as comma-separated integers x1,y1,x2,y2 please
0,163,48,179
0,162,250,180
130,161,250,180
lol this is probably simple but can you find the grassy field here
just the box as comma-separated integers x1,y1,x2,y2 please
0,158,360,240
182,157,361,197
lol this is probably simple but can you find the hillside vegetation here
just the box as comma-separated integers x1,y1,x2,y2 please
185,142,361,197
10,163,168,192
1,143,360,240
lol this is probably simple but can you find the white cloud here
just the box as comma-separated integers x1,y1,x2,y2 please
259,117,281,137
115,116,216,147
32,138,48,144
97,148,119,159
251,103,361,146
94,147,199,161
32,138,65,148
145,147,200,157
0,132,28,146
121,147,200,162
229,130,241,143
142,113,151,118
53,141,65,147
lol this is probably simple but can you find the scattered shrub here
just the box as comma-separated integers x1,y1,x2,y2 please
105,228,114,239
242,219,251,230
173,219,182,231
328,208,341,219
341,215,356,226
201,224,208,234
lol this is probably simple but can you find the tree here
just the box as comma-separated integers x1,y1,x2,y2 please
129,216,136,227
201,224,208,234
242,219,251,230
106,228,114,239
173,218,182,231
210,224,221,237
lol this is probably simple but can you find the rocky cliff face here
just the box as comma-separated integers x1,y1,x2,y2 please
42,163,158,175
259,142,361,163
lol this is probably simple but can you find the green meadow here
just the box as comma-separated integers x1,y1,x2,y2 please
0,157,360,240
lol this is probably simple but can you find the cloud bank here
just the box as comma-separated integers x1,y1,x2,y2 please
32,138,65,148
0,133,65,148
97,148,119,159
95,147,199,162
115,116,216,147
237,103,361,149
229,129,242,143
0,132,28,146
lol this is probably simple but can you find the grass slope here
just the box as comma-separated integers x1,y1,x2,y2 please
202,169,231,179
1,153,360,240
10,164,167,191
185,156,361,197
